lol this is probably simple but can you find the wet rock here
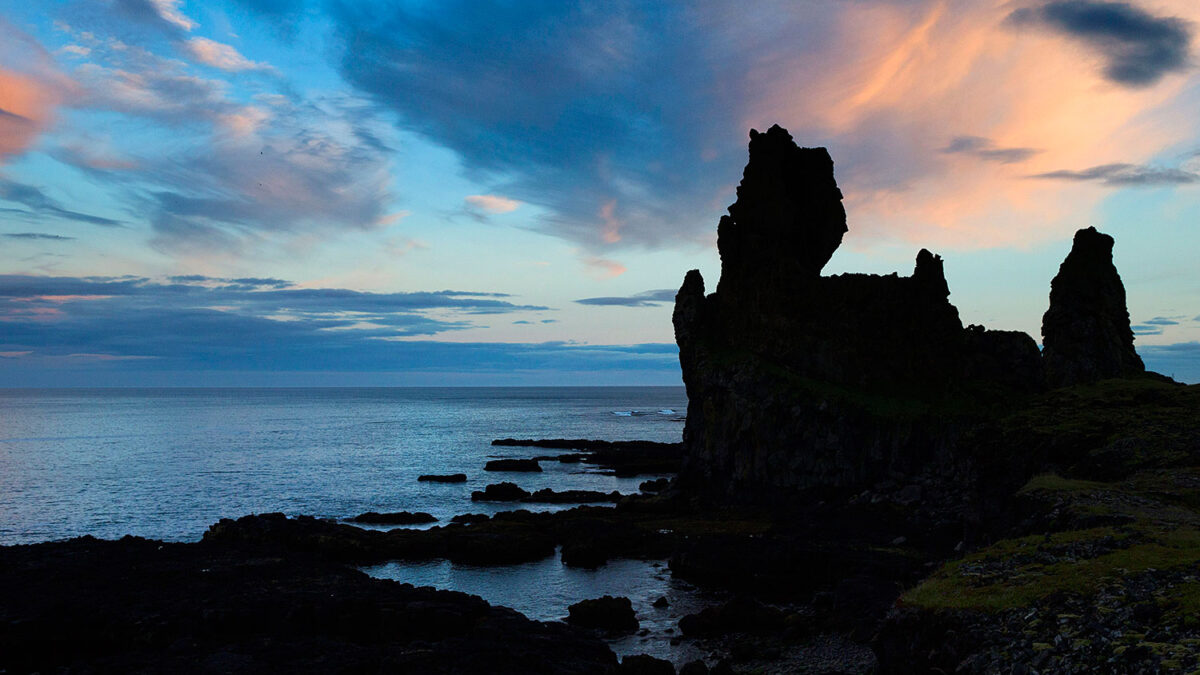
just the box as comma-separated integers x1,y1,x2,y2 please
471,482,532,502
491,439,682,476
418,473,468,483
1042,226,1144,387
524,488,623,504
350,511,437,525
567,596,639,633
618,653,675,675
679,660,709,675
484,458,542,472
561,541,608,569
0,535,618,674
450,513,490,524
653,596,670,608
640,478,670,493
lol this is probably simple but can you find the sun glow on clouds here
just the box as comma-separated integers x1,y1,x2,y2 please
752,0,1200,250
0,24,74,163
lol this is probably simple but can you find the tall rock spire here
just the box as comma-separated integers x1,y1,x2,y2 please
1042,226,1144,387
715,125,847,299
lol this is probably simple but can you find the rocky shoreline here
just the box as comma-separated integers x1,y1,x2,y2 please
6,126,1200,674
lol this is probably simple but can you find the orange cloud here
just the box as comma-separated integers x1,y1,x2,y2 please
0,23,74,163
744,0,1200,251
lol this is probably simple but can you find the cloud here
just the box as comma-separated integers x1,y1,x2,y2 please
1132,323,1164,335
0,275,551,364
331,0,744,250
4,233,75,241
0,22,75,162
0,274,682,383
941,135,1041,164
0,178,123,226
52,23,398,251
1142,316,1181,326
575,289,676,307
184,37,272,72
1007,1,1192,87
464,194,521,214
1031,163,1198,185
579,254,627,279
113,0,197,33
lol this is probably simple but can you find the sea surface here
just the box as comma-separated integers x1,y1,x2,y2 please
1,386,703,663
0,386,687,544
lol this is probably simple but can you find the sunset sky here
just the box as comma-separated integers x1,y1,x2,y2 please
2,0,1200,385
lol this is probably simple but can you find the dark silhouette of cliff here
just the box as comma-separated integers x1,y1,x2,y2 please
673,125,1146,502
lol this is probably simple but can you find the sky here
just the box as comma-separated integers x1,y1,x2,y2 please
2,0,1200,386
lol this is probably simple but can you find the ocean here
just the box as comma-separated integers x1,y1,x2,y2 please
0,386,704,663
0,386,687,544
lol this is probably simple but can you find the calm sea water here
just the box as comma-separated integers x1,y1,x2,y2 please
0,386,709,664
0,387,686,545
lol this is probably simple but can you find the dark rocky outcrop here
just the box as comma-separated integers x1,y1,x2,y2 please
0,536,618,674
640,478,670,493
618,654,676,675
1042,226,1144,387
350,510,437,525
484,458,542,472
419,473,468,483
492,439,683,477
524,488,623,504
673,125,1147,504
471,482,531,502
566,595,639,633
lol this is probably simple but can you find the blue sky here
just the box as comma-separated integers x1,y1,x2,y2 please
2,0,1200,385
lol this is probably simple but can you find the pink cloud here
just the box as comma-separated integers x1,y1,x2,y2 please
599,199,621,244
0,23,75,163
465,194,522,213
580,253,626,279
184,37,272,73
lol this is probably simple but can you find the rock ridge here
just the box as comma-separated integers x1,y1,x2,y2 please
674,125,1149,502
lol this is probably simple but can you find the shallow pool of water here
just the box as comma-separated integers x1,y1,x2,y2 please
362,549,718,665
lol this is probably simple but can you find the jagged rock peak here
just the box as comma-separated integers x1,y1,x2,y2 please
716,124,847,295
1042,226,1144,387
913,249,950,298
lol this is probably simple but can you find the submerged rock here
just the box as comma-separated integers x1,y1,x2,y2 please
1042,226,1144,387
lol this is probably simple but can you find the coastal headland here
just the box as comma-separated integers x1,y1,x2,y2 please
3,127,1199,674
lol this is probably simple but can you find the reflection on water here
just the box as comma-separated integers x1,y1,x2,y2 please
363,549,717,666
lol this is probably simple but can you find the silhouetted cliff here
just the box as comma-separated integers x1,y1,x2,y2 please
673,125,1145,503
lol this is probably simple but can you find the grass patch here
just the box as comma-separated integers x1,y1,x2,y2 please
903,526,1200,612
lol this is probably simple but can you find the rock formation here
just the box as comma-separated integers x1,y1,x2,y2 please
673,125,1145,502
1042,226,1144,387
